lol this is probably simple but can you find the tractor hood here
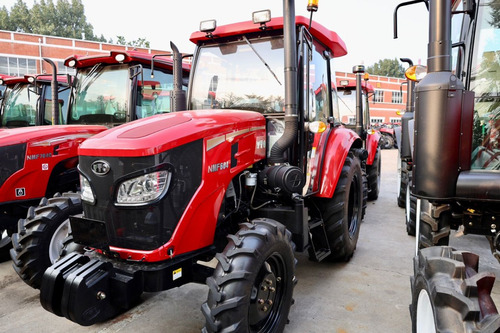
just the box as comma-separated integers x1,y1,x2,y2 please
0,125,108,146
78,110,266,157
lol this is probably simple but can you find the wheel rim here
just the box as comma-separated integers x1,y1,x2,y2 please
347,174,360,238
48,219,71,264
416,289,436,333
249,253,286,332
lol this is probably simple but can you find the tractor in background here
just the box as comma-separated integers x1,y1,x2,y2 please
337,67,382,200
395,0,500,331
5,50,187,268
30,1,369,331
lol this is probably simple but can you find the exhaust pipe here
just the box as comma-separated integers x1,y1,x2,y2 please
269,0,298,164
170,42,187,112
43,58,60,125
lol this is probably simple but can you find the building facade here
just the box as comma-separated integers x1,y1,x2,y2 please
336,71,408,125
0,29,169,77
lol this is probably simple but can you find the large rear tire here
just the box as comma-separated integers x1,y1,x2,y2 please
10,192,82,289
316,151,363,261
397,157,409,208
367,147,381,201
380,133,394,149
411,246,500,332
405,180,416,236
202,219,296,333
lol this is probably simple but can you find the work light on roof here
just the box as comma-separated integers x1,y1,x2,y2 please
253,10,271,30
27,76,35,83
115,53,126,63
200,20,217,37
67,59,76,68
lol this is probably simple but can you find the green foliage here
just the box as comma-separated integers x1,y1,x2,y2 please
366,58,405,78
1,0,150,47
115,36,151,48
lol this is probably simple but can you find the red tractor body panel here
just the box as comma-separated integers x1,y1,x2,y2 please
316,127,361,198
79,110,266,261
366,132,381,165
0,125,107,203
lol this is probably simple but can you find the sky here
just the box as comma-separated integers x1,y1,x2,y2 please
3,0,430,72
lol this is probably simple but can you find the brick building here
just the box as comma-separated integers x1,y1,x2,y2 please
336,71,407,125
1,29,407,124
0,29,170,76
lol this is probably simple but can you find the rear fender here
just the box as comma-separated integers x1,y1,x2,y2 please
317,127,362,198
366,132,381,166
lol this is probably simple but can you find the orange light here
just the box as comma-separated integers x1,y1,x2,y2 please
396,110,405,116
405,65,427,82
309,121,327,133
307,0,319,12
364,72,370,81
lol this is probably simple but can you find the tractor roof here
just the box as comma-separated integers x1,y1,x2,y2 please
64,50,190,72
337,79,374,94
1,74,68,86
190,16,347,58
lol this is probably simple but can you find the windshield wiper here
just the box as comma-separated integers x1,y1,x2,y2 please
243,36,282,86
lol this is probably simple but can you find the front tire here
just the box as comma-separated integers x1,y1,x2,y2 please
316,151,363,261
10,192,82,289
202,219,296,333
411,246,500,332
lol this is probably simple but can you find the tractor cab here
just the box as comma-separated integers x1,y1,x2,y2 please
189,12,351,196
0,74,71,128
64,50,190,127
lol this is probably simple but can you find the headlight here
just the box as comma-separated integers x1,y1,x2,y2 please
80,174,95,204
116,170,171,206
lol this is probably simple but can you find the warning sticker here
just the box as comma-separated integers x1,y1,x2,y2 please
173,268,182,280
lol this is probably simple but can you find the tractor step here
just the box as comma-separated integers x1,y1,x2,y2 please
308,218,331,262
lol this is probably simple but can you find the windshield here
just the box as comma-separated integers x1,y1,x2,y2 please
190,36,285,113
1,83,37,127
69,64,130,125
337,89,357,125
470,0,500,170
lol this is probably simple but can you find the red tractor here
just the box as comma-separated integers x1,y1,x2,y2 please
4,50,187,265
30,1,369,330
395,0,500,331
337,69,382,200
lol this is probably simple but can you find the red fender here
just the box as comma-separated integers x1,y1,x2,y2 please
366,131,381,166
316,127,362,198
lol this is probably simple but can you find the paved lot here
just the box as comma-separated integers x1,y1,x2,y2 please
0,149,498,332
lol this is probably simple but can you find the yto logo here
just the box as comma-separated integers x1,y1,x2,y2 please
91,160,111,176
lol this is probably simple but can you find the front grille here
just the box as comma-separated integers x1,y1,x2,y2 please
79,139,203,251
0,143,26,188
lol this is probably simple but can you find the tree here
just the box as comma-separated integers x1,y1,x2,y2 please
0,6,13,31
366,58,405,78
0,0,148,46
115,36,151,49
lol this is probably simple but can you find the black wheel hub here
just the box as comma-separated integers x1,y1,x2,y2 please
249,260,282,330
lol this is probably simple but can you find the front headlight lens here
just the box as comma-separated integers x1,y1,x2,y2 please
80,174,95,204
116,170,171,206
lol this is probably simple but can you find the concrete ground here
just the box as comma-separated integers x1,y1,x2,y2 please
0,149,498,332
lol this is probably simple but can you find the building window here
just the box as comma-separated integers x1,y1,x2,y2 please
370,117,385,126
0,56,37,76
57,61,76,75
390,117,401,124
392,91,403,104
373,90,384,103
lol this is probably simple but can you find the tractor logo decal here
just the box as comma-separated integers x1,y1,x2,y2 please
15,188,26,197
208,161,230,173
91,160,111,176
